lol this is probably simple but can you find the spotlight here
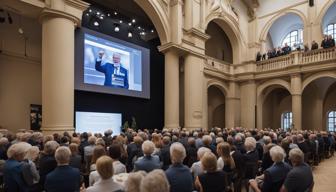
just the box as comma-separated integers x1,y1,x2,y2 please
128,22,132,26
93,21,99,26
114,24,120,32
85,13,89,16
132,19,136,23
137,26,141,29
107,13,110,17
89,9,92,13
97,12,100,15
140,32,145,36
100,16,104,20
151,29,154,33
119,20,123,23
128,31,133,38
114,11,118,15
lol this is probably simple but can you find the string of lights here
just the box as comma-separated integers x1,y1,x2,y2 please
83,7,155,39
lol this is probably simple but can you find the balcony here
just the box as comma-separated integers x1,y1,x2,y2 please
256,48,336,72
204,56,232,74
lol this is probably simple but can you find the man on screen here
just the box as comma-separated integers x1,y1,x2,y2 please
95,51,129,89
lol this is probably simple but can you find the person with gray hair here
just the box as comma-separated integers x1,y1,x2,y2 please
243,137,259,180
191,147,211,179
4,142,31,191
249,146,292,192
140,169,169,192
165,142,193,192
39,140,59,187
134,140,161,172
281,148,314,192
45,146,81,192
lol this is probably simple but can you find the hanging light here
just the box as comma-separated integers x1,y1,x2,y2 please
93,21,99,26
132,19,136,23
128,31,133,38
114,23,120,32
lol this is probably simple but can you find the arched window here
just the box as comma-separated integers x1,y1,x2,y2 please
281,112,292,131
282,29,303,48
327,111,336,132
324,23,336,39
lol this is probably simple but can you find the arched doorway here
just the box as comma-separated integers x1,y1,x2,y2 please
261,87,292,129
302,77,336,130
208,85,226,129
205,21,233,63
321,1,336,38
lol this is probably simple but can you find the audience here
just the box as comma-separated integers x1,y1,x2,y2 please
1,126,333,192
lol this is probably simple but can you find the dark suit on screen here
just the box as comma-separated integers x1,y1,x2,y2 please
95,59,129,89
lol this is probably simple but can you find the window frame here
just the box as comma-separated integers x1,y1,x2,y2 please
324,23,336,39
281,29,303,48
281,111,293,131
327,111,336,132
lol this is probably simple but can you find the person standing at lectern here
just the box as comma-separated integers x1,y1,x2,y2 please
95,51,129,89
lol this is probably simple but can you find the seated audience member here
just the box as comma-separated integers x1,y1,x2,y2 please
184,137,197,167
86,156,123,192
23,146,40,189
217,142,235,172
244,137,259,180
0,137,9,160
281,148,314,192
191,147,211,180
165,142,193,192
195,152,228,192
125,171,147,192
109,143,127,174
140,169,170,192
321,35,329,49
328,34,335,48
311,40,318,50
69,143,81,170
45,146,81,192
126,136,143,171
249,146,292,192
159,136,171,170
90,145,106,171
256,52,262,61
282,43,292,55
39,140,59,187
3,142,31,192
134,140,161,172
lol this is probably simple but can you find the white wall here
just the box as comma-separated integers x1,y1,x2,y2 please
0,12,42,132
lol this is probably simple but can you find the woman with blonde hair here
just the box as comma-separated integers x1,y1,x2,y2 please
125,171,147,192
140,169,169,192
195,152,228,192
86,156,123,192
217,142,235,172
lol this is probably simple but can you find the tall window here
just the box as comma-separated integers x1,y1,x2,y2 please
282,112,292,131
324,23,336,39
328,111,336,132
282,29,303,48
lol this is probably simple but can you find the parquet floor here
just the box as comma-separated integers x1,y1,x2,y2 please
313,155,336,192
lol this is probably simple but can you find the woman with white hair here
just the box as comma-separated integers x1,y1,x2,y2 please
39,140,59,188
125,171,147,192
165,142,193,192
249,145,292,192
140,169,169,192
134,140,161,172
3,142,32,191
243,137,259,180
22,146,40,189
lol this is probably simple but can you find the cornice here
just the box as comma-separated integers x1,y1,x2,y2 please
158,42,206,59
183,28,211,41
64,0,90,11
39,8,80,26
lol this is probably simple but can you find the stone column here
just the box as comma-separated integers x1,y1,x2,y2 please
291,74,302,130
225,81,239,128
184,54,204,130
164,50,180,129
40,0,88,134
240,80,257,129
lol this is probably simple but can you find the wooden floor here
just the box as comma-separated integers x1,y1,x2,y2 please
313,155,336,192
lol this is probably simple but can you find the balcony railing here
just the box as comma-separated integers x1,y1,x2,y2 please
256,48,336,72
204,56,231,74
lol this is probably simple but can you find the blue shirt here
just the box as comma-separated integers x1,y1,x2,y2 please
3,159,29,192
165,163,193,192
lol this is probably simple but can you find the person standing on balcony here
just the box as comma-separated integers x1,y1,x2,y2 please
282,43,291,55
256,52,262,61
328,35,335,48
311,41,318,50
321,35,329,49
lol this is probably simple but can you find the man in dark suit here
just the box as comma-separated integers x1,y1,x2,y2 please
45,147,81,192
95,51,129,89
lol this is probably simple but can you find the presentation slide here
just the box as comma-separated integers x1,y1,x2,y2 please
75,112,122,135
84,33,142,91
